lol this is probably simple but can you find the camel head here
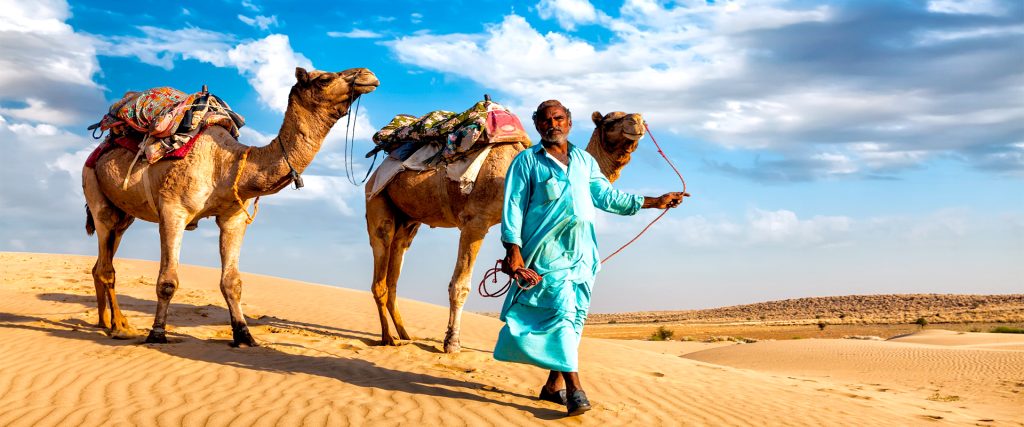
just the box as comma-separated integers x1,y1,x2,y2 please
592,111,645,157
290,67,380,119
587,111,645,182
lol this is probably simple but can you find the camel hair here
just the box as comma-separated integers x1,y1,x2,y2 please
366,110,645,353
82,67,379,347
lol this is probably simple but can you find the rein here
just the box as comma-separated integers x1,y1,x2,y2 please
478,121,686,298
344,88,378,186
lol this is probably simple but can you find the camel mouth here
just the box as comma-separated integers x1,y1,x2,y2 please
622,130,644,140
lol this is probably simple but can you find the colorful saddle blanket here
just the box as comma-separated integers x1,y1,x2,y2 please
366,100,530,164
85,86,246,168
97,87,244,139
364,100,531,200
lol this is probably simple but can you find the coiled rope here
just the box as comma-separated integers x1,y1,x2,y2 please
478,122,686,297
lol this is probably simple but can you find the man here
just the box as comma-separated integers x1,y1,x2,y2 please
494,100,687,416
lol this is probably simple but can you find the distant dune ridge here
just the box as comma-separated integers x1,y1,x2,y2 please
587,294,1024,325
1,252,1022,425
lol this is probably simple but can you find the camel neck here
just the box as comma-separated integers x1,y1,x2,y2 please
585,135,629,183
242,100,340,197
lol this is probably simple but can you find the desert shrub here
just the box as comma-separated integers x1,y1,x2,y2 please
607,319,617,324
915,317,928,329
649,326,674,341
817,321,827,331
990,326,1024,334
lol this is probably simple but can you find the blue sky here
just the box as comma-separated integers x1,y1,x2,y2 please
1,0,1021,312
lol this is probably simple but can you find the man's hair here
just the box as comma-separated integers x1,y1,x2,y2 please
532,99,571,122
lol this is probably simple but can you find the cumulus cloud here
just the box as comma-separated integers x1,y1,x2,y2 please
227,34,313,113
389,1,1024,178
95,28,311,113
537,0,603,30
0,0,105,125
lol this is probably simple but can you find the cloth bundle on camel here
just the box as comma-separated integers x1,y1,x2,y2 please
365,99,531,199
85,86,245,168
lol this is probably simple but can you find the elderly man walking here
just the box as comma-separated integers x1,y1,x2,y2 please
494,100,687,416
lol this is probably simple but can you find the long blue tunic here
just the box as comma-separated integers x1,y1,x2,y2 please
494,143,643,372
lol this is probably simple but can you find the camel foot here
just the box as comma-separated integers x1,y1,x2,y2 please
144,329,168,344
443,336,461,354
230,325,259,348
109,325,139,340
380,335,399,346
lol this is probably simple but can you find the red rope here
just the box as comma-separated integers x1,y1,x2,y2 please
601,122,686,263
478,122,686,297
477,260,539,298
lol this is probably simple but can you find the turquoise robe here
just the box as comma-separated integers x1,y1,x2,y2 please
494,143,643,372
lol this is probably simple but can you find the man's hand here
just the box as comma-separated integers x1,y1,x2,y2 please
503,244,542,287
643,192,690,209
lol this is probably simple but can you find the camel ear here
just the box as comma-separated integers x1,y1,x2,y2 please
592,111,603,126
295,67,310,84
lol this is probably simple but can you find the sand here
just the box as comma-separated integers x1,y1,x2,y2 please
1,252,1021,426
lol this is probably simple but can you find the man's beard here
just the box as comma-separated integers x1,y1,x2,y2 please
541,130,568,145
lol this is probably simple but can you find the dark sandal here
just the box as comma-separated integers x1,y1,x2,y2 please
566,390,592,416
539,387,567,405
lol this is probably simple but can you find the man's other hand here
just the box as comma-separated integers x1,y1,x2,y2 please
644,192,690,209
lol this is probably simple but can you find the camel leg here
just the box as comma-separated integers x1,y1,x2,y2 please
90,217,137,338
366,195,397,346
145,210,188,344
83,169,138,337
444,221,489,353
385,221,420,341
216,211,258,347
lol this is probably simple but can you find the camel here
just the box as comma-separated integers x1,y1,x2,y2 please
82,67,379,347
366,110,645,353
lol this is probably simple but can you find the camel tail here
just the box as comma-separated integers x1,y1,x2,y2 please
85,205,95,236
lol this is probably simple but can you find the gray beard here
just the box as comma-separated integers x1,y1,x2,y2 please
541,133,568,145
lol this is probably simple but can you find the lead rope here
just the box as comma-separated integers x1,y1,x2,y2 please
478,122,686,297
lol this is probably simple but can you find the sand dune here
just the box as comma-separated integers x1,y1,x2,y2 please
1,252,1021,426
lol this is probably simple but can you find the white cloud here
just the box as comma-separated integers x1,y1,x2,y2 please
241,0,260,12
410,12,423,24
389,3,1024,176
259,174,363,216
747,209,852,246
327,29,383,39
96,26,236,70
0,0,105,124
537,0,603,30
927,0,1006,16
227,34,313,113
96,29,311,113
238,14,278,31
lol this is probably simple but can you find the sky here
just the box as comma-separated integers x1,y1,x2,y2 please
0,0,1021,313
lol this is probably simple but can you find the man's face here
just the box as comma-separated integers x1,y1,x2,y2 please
535,106,572,144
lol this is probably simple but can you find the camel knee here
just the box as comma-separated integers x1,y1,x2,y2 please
448,281,469,306
220,272,242,299
372,283,388,303
92,263,115,286
158,281,178,299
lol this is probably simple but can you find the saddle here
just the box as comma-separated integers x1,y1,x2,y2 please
86,85,246,166
366,98,530,165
